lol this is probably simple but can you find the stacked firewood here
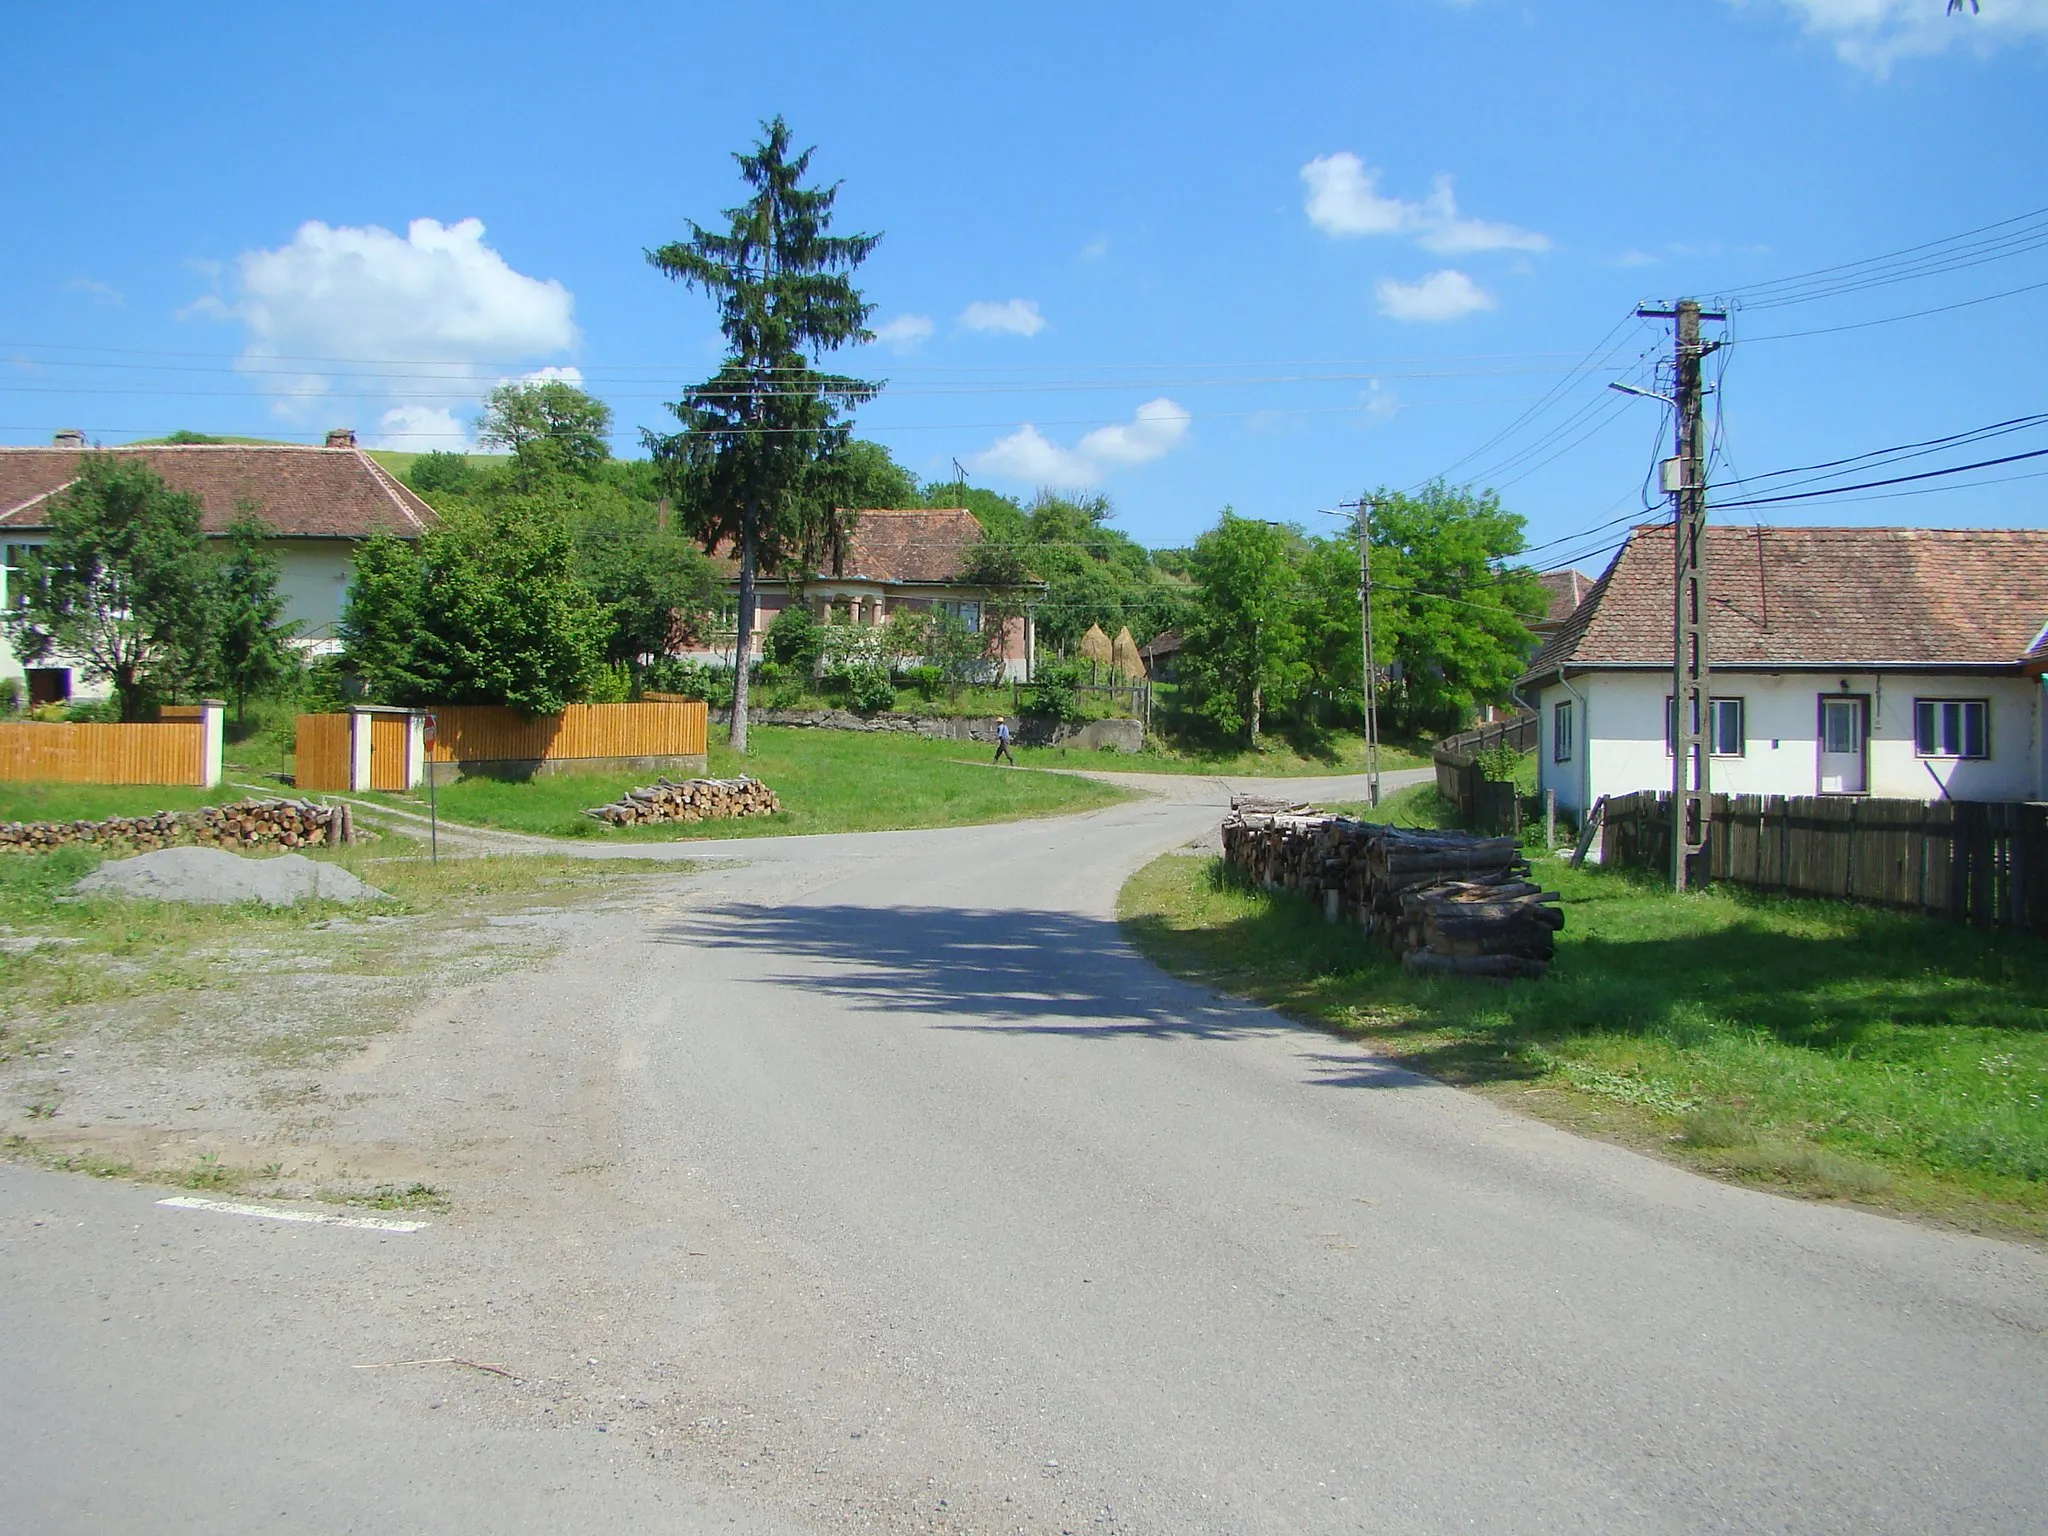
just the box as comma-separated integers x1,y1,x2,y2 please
1220,797,1563,980
585,776,781,826
0,798,356,853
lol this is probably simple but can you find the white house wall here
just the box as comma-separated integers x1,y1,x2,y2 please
1534,670,2043,811
273,542,357,642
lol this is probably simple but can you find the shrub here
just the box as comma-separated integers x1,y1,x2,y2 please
839,664,895,715
641,656,716,701
63,696,123,723
298,655,359,713
903,664,944,703
1475,741,1522,784
584,662,633,704
1024,660,1084,723
764,605,824,675
0,676,22,715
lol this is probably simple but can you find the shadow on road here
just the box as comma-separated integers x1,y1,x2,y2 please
652,902,1417,1089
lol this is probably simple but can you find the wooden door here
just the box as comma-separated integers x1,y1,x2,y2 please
1817,696,1867,796
369,714,412,791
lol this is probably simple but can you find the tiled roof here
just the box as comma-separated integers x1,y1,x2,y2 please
840,508,985,584
719,507,990,585
1533,567,1592,630
1524,524,2048,677
0,445,437,539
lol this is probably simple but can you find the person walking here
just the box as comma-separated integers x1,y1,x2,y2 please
993,717,1016,766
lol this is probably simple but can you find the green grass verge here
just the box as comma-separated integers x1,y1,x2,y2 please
0,782,250,823
361,725,1132,840
1119,850,2048,1240
1013,731,1429,777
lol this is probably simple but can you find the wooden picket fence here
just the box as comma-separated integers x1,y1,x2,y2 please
424,700,707,766
1431,714,1533,836
1602,790,2048,935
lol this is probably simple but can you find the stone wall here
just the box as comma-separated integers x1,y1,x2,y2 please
0,799,360,853
710,708,1143,754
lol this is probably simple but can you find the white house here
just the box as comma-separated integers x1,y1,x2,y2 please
0,431,436,704
1521,524,2048,819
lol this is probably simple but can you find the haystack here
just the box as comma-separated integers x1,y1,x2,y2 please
1112,626,1146,680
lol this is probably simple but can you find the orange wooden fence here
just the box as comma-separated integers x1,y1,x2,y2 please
425,701,708,765
294,714,354,793
0,720,208,786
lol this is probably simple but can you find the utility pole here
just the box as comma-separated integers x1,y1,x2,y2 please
1636,298,1725,890
1340,497,1384,808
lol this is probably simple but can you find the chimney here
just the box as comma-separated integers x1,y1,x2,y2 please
52,429,87,449
324,428,357,449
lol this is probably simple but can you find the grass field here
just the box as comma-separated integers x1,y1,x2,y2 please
0,782,248,824
1013,732,1429,778
362,725,1132,840
1120,849,2048,1239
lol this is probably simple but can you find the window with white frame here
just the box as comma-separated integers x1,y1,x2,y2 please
1665,695,1745,756
1914,698,1988,759
936,600,981,632
1552,700,1573,763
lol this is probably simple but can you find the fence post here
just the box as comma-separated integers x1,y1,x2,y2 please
199,700,224,788
346,707,374,792
1545,788,1556,849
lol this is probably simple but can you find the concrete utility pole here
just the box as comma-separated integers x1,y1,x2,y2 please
1354,498,1383,808
1636,299,1725,890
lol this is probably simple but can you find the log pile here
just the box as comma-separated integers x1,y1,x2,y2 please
585,775,781,827
0,798,357,853
1220,796,1562,980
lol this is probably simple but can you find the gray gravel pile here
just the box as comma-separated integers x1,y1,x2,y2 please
73,848,389,907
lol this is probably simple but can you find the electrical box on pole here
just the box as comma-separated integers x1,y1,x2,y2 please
1636,299,1725,890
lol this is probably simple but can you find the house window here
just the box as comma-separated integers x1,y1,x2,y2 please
1665,695,1745,755
1915,698,1988,759
1551,700,1573,763
936,600,981,633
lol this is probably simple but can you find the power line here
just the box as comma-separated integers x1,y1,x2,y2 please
1722,206,2048,311
1738,276,2048,342
1712,444,2048,510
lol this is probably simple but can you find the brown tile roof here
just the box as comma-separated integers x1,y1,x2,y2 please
1533,567,1593,631
0,445,437,539
1525,524,2048,677
841,507,984,584
717,507,990,585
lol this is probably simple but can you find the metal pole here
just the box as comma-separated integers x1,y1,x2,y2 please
428,759,438,865
1358,499,1383,807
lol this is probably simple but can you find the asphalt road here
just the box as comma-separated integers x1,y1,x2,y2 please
5,769,2046,1534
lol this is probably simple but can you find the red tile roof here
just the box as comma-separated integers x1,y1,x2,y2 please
1533,567,1593,631
714,507,991,585
0,444,437,539
1526,524,2048,676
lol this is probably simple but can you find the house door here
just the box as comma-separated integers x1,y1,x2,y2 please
1818,695,1867,795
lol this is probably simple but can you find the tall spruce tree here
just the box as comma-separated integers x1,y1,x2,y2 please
645,116,880,750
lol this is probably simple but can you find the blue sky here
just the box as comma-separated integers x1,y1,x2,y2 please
4,0,2044,564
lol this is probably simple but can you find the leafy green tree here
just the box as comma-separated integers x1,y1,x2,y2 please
568,491,719,670
1291,536,1366,728
207,511,299,726
3,456,215,720
477,379,613,484
647,115,881,751
1366,482,1545,738
343,498,607,715
407,450,481,498
1178,513,1306,745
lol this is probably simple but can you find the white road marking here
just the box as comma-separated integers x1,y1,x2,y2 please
156,1195,429,1232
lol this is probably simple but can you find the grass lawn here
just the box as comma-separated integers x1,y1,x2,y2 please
1013,731,1430,778
361,725,1132,840
0,782,249,824
1120,850,2048,1240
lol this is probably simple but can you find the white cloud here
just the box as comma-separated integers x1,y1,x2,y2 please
1080,236,1111,262
959,298,1046,336
969,397,1191,489
1375,269,1497,322
1302,154,1549,254
871,313,935,352
371,405,471,451
1609,248,1660,269
515,364,584,386
1742,0,2048,72
62,277,125,307
200,216,577,429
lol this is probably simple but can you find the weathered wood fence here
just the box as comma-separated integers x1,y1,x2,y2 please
1432,713,1533,836
0,702,223,787
425,700,707,769
1602,790,2048,935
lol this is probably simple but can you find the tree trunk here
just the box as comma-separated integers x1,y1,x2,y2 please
730,499,756,752
1250,680,1263,746
114,665,145,724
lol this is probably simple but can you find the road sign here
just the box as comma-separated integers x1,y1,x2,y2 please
422,712,438,746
